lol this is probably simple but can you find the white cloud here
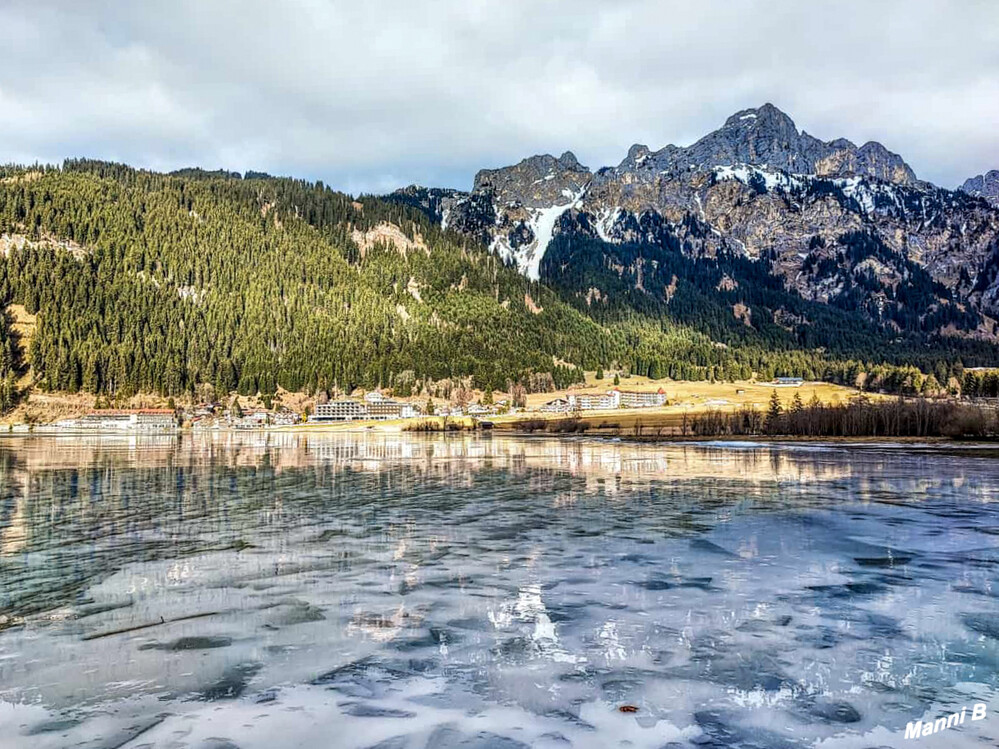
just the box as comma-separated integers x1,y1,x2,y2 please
0,0,996,191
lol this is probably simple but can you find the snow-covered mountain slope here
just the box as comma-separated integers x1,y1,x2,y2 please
389,104,999,328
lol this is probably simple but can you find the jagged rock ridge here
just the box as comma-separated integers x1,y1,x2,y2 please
620,104,919,186
389,104,999,332
961,170,999,206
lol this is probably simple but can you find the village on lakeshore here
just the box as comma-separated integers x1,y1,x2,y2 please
0,371,887,435
4,363,997,437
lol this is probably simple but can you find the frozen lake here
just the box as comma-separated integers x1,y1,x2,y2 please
1,433,998,748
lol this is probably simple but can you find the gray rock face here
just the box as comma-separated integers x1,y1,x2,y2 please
389,105,999,326
444,152,591,278
473,151,591,209
606,104,919,186
961,170,999,206
970,242,999,319
680,103,830,176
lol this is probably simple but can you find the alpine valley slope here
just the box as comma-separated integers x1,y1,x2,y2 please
3,159,864,402
2,111,999,409
0,161,611,397
390,104,999,349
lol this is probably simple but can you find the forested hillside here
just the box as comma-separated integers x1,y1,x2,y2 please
0,161,611,399
540,232,997,377
0,308,20,411
0,160,994,407
0,161,753,402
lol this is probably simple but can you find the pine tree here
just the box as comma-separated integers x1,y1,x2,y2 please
766,390,783,434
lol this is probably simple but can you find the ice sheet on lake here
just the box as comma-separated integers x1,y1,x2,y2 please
1,434,999,748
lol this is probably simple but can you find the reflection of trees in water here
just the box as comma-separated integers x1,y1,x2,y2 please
0,433,860,483
0,448,27,558
0,433,993,629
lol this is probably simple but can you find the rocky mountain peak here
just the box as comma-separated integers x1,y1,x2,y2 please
390,104,997,322
616,144,653,171
433,152,592,280
826,137,856,150
472,152,590,210
686,103,820,174
557,151,583,169
673,104,919,185
961,170,999,206
855,141,919,185
722,102,797,133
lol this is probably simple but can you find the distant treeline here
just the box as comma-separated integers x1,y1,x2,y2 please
691,393,998,439
963,370,999,398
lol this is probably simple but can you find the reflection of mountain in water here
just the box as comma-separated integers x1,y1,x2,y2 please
2,434,999,748
2,434,997,565
0,430,905,478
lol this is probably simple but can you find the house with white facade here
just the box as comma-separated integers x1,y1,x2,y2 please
617,388,667,408
568,391,620,410
540,398,572,413
309,397,417,422
78,409,177,431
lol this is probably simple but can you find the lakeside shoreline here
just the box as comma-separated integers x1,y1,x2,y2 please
4,377,995,442
3,425,998,450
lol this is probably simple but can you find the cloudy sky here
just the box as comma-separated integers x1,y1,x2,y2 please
1,0,997,193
